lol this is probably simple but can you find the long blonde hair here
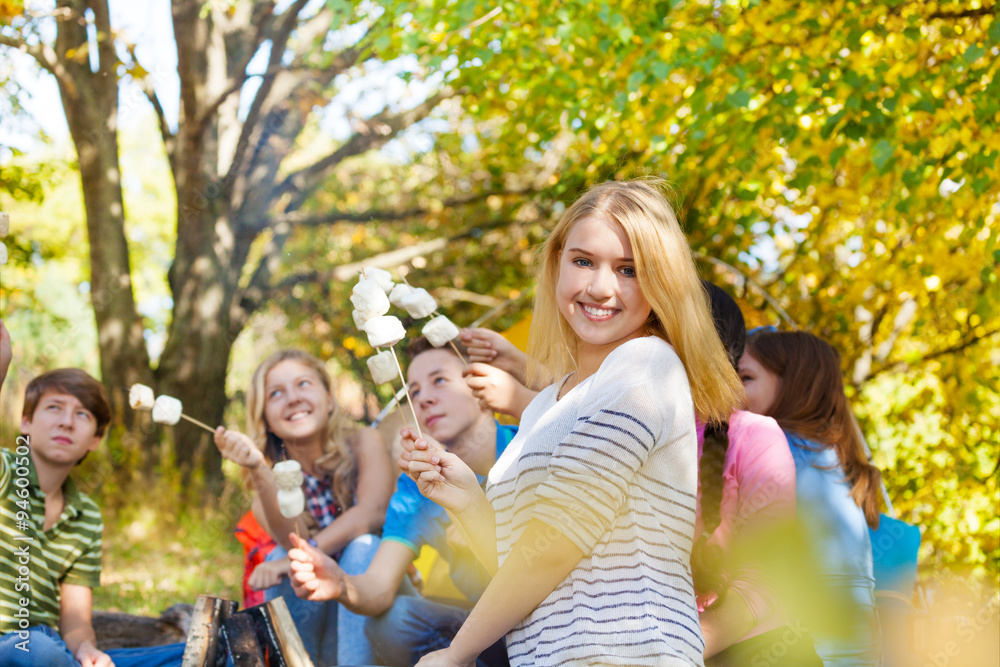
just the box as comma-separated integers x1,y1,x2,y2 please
246,349,358,510
527,179,744,425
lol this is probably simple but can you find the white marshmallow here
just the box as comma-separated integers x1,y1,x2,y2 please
277,488,305,518
422,315,460,347
364,315,406,348
361,267,394,293
351,280,390,322
0,243,6,265
367,350,398,385
0,212,8,237
388,283,414,309
352,309,368,331
152,395,182,425
129,384,155,410
399,288,437,319
273,459,304,491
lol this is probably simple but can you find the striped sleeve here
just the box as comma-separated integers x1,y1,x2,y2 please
532,346,683,553
60,499,103,588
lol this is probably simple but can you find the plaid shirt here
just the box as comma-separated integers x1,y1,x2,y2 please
302,471,343,529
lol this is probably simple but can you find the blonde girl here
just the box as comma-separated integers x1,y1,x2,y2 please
390,179,744,666
214,349,393,665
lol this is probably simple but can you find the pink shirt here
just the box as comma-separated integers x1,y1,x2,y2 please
696,410,797,642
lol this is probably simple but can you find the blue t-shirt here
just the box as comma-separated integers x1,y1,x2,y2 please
382,423,517,600
786,433,879,666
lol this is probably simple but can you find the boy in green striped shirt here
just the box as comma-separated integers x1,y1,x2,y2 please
0,318,115,666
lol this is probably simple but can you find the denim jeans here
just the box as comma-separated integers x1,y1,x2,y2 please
0,625,184,667
365,595,509,667
265,533,381,667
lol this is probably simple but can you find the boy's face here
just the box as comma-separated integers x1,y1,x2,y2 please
407,349,486,451
21,390,102,467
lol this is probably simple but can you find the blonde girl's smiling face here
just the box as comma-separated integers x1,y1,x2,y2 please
556,215,652,363
262,359,334,445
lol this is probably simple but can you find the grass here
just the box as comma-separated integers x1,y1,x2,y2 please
91,485,246,616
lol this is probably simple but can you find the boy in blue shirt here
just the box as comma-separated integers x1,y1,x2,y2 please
289,337,516,667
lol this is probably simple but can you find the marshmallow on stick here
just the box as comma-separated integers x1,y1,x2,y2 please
351,280,391,323
362,267,395,293
149,394,216,433
398,288,437,319
388,283,414,309
273,460,306,518
422,315,461,347
152,395,182,425
367,350,397,385
364,315,406,349
129,384,155,410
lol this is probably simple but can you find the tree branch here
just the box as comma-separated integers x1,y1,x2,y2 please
225,0,313,176
0,33,78,99
269,217,516,297
271,188,530,228
275,87,463,206
929,5,995,19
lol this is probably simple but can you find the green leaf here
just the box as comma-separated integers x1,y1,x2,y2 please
829,144,849,168
964,44,986,65
726,90,751,109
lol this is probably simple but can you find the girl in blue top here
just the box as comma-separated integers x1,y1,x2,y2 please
740,330,883,666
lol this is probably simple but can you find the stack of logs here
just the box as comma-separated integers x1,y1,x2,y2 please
182,595,314,667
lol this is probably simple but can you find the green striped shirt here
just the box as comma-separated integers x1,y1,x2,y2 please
1,443,103,633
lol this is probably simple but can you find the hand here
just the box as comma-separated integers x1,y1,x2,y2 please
459,328,528,384
415,647,475,667
463,363,536,418
75,642,114,667
0,319,11,389
248,557,289,591
398,429,480,514
213,427,264,469
288,533,347,602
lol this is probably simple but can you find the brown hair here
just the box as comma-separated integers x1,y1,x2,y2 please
405,336,469,364
246,350,357,511
22,368,112,438
527,179,744,425
692,282,747,599
744,331,882,528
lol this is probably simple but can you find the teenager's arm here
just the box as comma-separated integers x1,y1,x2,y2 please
60,583,114,667
308,428,394,555
416,519,583,666
399,433,499,572
289,536,414,616
213,427,310,550
701,593,757,658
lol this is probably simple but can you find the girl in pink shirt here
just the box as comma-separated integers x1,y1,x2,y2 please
695,283,821,665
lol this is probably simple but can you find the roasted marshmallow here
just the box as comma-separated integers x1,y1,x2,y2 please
129,384,155,410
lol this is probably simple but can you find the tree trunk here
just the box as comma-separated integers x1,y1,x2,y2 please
54,0,154,446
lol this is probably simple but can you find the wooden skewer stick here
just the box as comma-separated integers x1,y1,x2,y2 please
447,339,468,365
388,346,422,439
180,412,217,434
